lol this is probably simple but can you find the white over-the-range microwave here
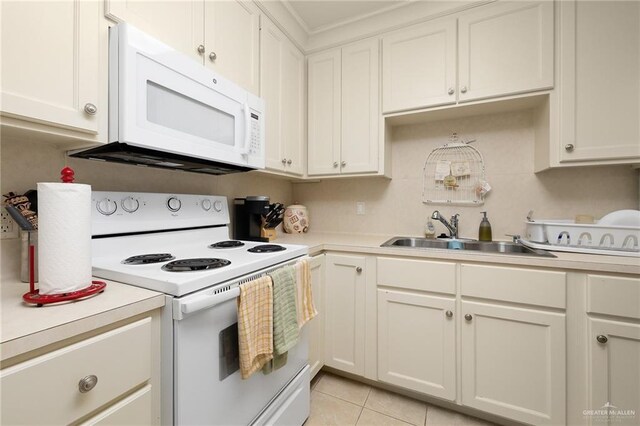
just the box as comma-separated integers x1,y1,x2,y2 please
72,23,265,175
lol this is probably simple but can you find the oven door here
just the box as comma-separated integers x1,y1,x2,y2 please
173,286,309,425
111,24,265,169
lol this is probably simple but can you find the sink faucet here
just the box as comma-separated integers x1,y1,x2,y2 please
431,211,460,239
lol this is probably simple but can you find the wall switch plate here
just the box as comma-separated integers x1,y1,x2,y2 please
1,211,19,239
356,202,366,215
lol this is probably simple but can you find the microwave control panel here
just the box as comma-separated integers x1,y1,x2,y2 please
249,112,261,155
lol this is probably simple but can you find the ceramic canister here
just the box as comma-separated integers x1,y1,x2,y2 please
283,204,309,233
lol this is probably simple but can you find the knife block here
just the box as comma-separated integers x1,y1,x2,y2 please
260,226,276,241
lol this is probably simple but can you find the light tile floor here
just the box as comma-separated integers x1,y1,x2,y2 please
306,372,498,426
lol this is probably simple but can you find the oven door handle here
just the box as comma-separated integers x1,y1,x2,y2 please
177,287,240,319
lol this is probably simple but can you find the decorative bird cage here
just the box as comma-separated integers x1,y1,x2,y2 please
422,134,486,206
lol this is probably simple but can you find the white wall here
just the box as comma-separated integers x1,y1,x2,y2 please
292,110,640,240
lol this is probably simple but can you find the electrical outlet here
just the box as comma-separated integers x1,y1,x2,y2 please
356,202,366,215
1,211,19,239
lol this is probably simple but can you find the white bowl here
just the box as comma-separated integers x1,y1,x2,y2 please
598,210,640,227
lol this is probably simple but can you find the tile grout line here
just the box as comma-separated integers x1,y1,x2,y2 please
313,387,371,407
354,406,364,426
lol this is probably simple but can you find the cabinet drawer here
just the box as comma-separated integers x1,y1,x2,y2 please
378,257,456,294
1,318,152,425
587,274,640,320
460,264,566,308
80,385,152,426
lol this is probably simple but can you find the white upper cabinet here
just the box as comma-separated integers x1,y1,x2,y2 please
307,50,342,176
382,1,554,113
1,0,101,134
105,0,204,62
382,19,456,113
204,0,260,95
458,1,554,103
308,38,379,176
557,0,640,163
260,17,305,176
341,39,379,174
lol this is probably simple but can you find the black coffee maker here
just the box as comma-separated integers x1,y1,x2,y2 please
233,196,270,241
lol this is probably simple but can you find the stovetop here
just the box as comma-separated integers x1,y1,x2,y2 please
90,191,307,297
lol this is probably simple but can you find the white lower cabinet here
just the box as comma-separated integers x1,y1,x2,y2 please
585,274,640,426
378,289,456,400
324,253,367,375
1,317,156,425
460,300,566,425
308,254,325,378
588,318,640,426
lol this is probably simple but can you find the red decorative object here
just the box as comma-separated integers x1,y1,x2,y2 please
60,166,75,183
23,244,106,306
23,281,107,307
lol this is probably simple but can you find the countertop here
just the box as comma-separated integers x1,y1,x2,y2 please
274,232,640,275
1,277,164,362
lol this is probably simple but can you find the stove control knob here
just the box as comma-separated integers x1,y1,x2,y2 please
121,197,139,213
213,200,223,212
201,199,212,211
96,198,117,216
167,197,182,212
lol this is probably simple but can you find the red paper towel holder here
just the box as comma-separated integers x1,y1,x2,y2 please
22,167,107,307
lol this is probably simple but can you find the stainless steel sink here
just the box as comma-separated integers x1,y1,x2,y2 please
381,237,556,258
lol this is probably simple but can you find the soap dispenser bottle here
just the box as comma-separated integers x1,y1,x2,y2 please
478,211,492,242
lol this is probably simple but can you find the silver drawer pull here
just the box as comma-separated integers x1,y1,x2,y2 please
84,103,97,115
78,375,98,393
596,335,608,344
356,266,362,273
464,314,473,321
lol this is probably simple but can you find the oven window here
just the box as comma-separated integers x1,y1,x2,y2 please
219,322,239,380
146,81,235,146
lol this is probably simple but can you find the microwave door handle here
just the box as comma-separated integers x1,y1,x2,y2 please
241,103,250,157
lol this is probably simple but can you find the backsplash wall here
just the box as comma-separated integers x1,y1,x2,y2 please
292,110,640,240
0,137,293,280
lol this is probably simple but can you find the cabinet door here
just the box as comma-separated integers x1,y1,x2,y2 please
378,290,455,400
1,0,100,133
324,254,366,376
341,38,379,174
281,38,305,175
204,0,260,95
588,318,640,426
461,301,566,425
558,0,640,163
80,385,152,426
307,50,341,176
105,0,204,62
260,18,284,171
382,19,456,113
458,1,554,102
308,255,325,378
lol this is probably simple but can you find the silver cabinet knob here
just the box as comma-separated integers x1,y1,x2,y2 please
565,144,575,152
78,375,98,393
209,52,217,61
460,86,468,94
445,310,453,318
448,88,455,95
464,314,473,321
84,103,97,115
356,266,363,273
282,158,287,164
341,161,346,167
197,44,205,54
333,162,339,168
287,159,292,165
596,335,608,344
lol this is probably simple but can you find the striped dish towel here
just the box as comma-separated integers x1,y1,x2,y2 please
237,276,274,379
295,259,317,329
270,265,299,355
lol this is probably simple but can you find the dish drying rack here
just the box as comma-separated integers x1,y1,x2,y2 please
422,134,486,206
522,219,640,257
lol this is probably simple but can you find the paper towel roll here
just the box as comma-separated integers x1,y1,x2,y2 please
37,182,92,295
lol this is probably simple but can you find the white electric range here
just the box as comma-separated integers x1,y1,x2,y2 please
91,191,310,426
